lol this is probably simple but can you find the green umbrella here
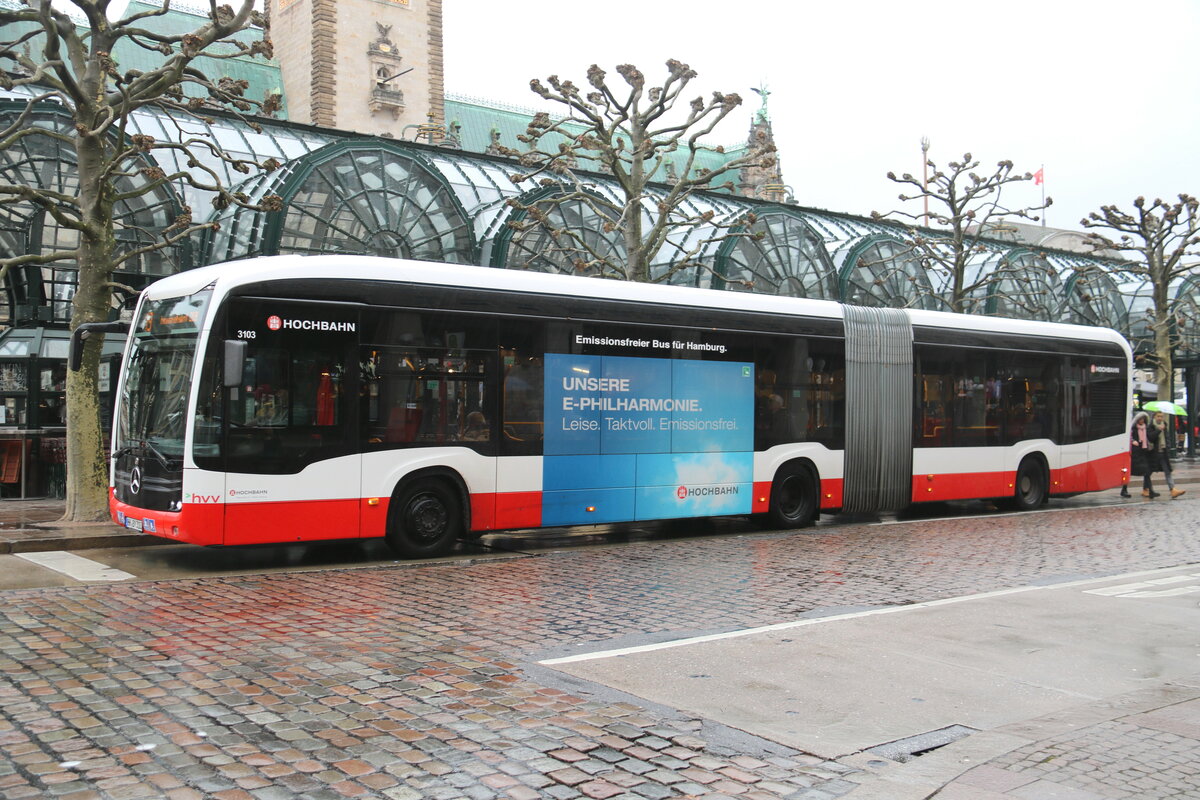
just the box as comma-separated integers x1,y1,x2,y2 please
1143,400,1187,416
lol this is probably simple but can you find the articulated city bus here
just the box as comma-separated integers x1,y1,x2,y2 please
100,255,1132,557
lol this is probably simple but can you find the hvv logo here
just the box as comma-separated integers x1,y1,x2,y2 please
185,493,222,504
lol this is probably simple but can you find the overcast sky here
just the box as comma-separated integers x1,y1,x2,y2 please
443,0,1199,231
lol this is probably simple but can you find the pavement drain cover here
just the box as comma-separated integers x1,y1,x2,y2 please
866,725,977,763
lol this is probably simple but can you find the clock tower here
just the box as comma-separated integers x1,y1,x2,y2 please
270,0,445,137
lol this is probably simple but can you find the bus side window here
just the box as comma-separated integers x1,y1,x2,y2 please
361,348,491,448
224,345,349,472
500,356,543,453
1062,357,1089,445
915,345,954,447
232,349,293,428
755,341,806,449
500,320,545,456
998,352,1058,444
756,337,844,450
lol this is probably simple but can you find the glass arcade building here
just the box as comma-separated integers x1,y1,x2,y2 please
1,77,1197,493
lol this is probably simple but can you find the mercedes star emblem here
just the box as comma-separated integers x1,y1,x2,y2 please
130,466,143,495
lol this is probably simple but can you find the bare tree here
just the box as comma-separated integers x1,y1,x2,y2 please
0,0,282,521
1080,195,1200,398
872,149,1050,314
504,59,775,284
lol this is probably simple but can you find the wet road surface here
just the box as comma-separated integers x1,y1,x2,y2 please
1,491,1198,800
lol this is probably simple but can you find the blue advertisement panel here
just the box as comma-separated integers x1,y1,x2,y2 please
542,353,753,526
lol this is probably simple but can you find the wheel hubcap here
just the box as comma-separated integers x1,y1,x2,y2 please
408,494,448,542
779,476,805,516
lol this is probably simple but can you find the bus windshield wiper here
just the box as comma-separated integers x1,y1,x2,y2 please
144,442,181,471
111,442,181,471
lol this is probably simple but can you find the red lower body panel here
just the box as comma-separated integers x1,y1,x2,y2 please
911,452,1129,504
912,471,1013,503
1072,451,1130,493
819,478,844,510
112,451,1132,546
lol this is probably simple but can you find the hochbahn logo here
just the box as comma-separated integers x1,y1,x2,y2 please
676,484,740,499
266,315,356,332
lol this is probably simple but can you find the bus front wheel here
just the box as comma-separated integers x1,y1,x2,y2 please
386,478,463,558
766,463,818,529
1007,457,1048,511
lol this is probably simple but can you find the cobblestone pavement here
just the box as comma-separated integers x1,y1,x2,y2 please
937,697,1200,800
2,498,1200,800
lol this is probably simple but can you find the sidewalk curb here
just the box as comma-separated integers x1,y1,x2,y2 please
0,532,170,555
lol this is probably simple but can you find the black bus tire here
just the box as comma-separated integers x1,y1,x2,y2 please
385,477,463,558
1008,456,1048,511
767,462,818,529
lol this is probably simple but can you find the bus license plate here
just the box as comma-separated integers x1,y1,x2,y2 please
124,517,143,532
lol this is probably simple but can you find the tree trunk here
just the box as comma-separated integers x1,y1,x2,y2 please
1153,269,1174,406
63,130,117,523
63,337,110,521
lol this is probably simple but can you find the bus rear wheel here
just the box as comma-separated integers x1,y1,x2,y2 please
1007,457,1048,511
766,463,818,529
386,478,463,558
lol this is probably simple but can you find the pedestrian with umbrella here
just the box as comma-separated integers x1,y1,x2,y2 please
1145,402,1187,499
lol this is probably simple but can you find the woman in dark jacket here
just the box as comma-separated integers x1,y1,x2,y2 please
1129,411,1161,498
1153,411,1186,498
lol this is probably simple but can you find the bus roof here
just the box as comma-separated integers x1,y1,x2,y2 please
146,254,1130,349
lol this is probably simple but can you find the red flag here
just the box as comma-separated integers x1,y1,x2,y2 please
1034,167,1044,185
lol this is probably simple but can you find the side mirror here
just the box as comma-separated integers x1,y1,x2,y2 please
223,339,248,388
69,321,129,372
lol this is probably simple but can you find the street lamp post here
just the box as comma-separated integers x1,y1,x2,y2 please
921,136,930,227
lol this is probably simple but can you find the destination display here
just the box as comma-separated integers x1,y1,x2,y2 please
542,353,754,525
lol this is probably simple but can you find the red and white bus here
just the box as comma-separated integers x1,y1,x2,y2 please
100,255,1131,557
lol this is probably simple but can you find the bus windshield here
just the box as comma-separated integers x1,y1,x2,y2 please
117,289,212,464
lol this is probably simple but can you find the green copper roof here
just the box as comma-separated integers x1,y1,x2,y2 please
0,0,285,117
112,2,285,115
445,96,746,194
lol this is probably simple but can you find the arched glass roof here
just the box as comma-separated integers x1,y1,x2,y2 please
273,142,475,262
984,249,1063,321
110,101,333,223
423,151,532,252
210,141,476,263
1060,259,1128,331
0,103,184,323
838,234,939,309
487,181,742,287
713,208,838,299
494,186,627,277
650,193,743,289
1174,273,1200,359
1123,281,1155,354
0,87,1176,343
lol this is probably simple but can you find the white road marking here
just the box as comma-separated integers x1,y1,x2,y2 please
539,563,1200,666
15,551,135,582
1123,587,1200,598
1083,573,1200,598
